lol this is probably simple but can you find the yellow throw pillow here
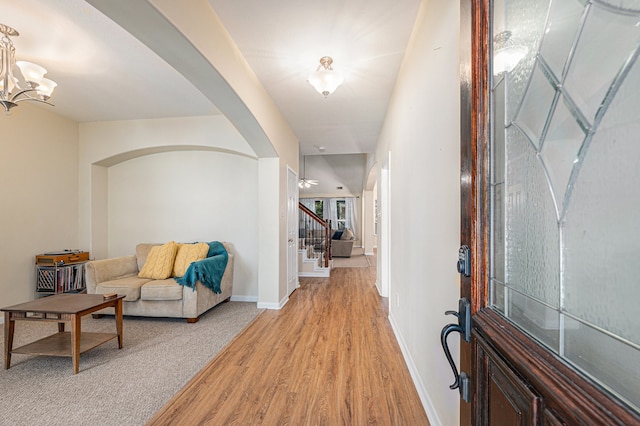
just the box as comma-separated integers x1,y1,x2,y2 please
172,242,209,277
138,241,178,279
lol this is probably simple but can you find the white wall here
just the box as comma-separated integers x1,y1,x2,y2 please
362,190,376,255
79,115,260,300
0,104,79,311
257,158,281,307
108,151,258,298
141,0,300,308
375,1,461,425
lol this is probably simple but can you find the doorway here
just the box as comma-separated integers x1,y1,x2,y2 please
377,153,391,298
287,166,299,296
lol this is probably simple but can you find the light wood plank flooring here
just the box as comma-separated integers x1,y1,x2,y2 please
147,256,429,425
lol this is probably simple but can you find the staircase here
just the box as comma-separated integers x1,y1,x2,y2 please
298,203,332,277
298,238,331,277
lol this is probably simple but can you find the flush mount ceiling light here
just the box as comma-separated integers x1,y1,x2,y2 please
307,56,344,98
493,30,528,75
0,23,57,113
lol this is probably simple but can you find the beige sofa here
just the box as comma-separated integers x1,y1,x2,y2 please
85,243,234,323
302,228,355,257
331,239,354,257
331,228,355,258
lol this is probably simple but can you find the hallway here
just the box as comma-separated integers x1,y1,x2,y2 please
148,257,429,425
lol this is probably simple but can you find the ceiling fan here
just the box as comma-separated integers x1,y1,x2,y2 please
298,156,318,188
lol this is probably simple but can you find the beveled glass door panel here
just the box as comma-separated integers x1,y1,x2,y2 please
491,0,640,412
563,2,640,123
513,62,557,147
505,125,560,307
538,0,584,79
539,94,587,215
502,0,551,124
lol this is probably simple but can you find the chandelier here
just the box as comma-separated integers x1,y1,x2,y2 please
1,23,57,113
308,56,344,98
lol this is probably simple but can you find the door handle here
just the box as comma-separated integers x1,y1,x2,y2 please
440,297,471,402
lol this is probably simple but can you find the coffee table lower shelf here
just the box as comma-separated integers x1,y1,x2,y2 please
12,332,117,357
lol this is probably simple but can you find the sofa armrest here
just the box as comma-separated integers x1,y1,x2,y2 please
219,253,234,294
85,255,139,294
182,253,234,318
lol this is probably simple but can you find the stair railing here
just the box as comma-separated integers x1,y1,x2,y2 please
299,203,332,267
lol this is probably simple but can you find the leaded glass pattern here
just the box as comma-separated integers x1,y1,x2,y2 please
505,126,560,307
490,0,640,411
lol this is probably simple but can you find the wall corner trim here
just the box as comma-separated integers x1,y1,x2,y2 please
257,295,288,310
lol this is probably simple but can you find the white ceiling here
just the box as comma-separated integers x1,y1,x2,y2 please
1,0,219,121
2,0,420,191
207,0,421,156
298,154,368,197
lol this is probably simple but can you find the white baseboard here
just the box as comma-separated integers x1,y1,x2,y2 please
298,270,330,277
256,301,281,309
388,313,443,426
364,251,375,256
257,295,288,310
230,295,258,303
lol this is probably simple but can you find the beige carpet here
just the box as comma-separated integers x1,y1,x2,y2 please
332,247,372,268
0,301,262,426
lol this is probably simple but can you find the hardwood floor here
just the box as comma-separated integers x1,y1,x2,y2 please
147,257,429,425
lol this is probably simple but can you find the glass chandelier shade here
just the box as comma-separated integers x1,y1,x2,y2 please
0,23,57,113
308,56,344,98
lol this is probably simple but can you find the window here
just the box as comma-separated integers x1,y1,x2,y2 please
300,197,357,237
335,199,346,230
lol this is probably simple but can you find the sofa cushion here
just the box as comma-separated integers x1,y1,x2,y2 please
95,276,151,301
136,243,160,271
140,279,184,301
173,242,209,277
138,241,178,279
341,228,355,240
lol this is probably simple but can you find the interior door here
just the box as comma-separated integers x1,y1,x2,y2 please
457,0,640,424
287,167,299,296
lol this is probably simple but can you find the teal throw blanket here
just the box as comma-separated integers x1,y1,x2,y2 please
175,241,228,294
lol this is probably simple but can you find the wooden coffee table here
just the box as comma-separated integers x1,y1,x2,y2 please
2,293,125,374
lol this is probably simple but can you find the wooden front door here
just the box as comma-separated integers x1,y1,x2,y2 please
456,0,640,423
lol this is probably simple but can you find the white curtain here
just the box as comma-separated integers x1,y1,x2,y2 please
327,197,358,239
345,197,358,239
299,198,315,211
325,198,338,229
300,197,358,239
